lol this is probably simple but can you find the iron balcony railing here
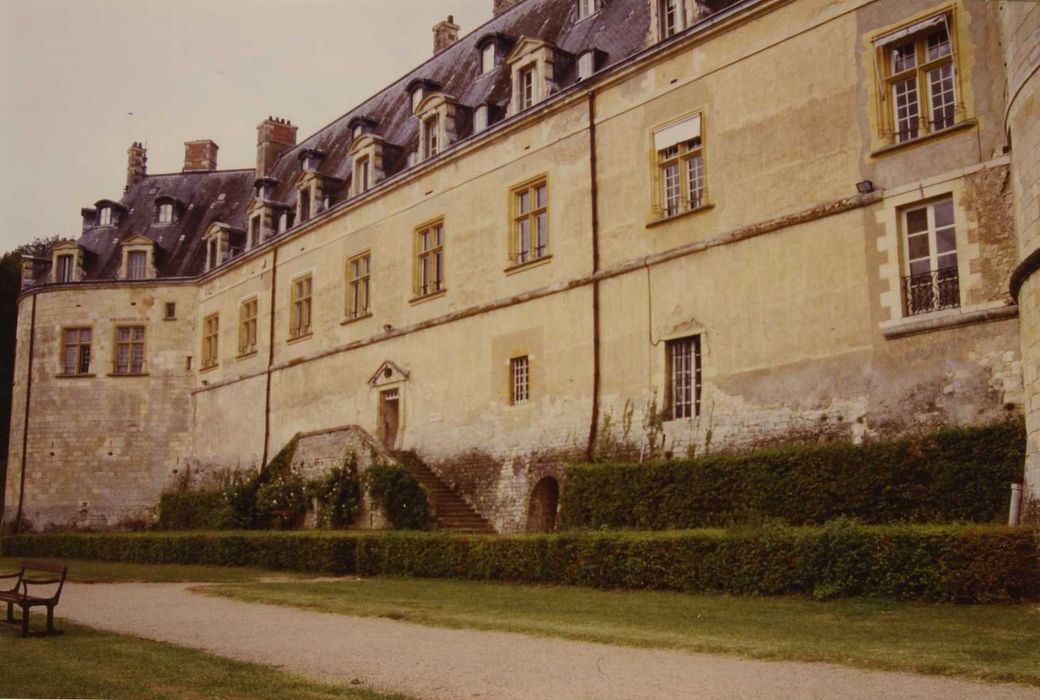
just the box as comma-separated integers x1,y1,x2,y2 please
903,267,960,316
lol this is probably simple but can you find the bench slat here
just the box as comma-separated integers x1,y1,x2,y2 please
19,561,68,574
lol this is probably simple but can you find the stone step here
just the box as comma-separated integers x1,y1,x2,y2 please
392,449,495,534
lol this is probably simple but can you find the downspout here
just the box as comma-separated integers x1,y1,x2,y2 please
261,245,279,468
13,293,37,534
585,91,602,461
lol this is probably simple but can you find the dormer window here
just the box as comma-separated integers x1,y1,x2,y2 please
578,52,595,80
127,251,148,279
519,66,536,110
56,254,74,282
482,44,497,73
357,157,371,192
278,210,295,233
577,0,599,20
412,88,424,112
120,235,156,280
299,189,312,222
474,105,489,133
423,114,441,159
204,224,244,271
99,207,113,227
249,215,262,248
353,124,363,139
350,134,387,196
51,242,82,284
157,203,174,223
407,79,441,115
658,0,685,39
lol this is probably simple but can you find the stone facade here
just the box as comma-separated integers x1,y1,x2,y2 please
3,0,1037,533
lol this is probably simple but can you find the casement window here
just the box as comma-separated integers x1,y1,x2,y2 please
511,178,549,265
874,14,958,144
164,302,176,320
206,237,220,270
902,196,959,316
290,275,313,338
518,66,536,111
474,105,489,133
356,157,371,194
654,113,705,218
666,335,701,419
299,188,312,222
578,51,596,80
481,44,497,74
127,250,148,280
346,253,371,319
659,0,684,39
510,355,529,405
411,88,424,112
56,254,74,283
278,210,295,233
577,0,599,20
239,298,258,355
114,326,146,375
157,203,174,223
249,215,262,248
423,114,440,160
98,207,112,227
414,221,445,297
201,313,219,369
61,327,92,376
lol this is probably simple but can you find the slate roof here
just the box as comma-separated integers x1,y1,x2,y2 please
64,0,737,281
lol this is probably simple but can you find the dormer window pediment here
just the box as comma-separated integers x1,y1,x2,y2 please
506,38,569,116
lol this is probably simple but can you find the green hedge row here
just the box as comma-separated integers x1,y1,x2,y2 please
563,420,1025,529
3,523,1036,602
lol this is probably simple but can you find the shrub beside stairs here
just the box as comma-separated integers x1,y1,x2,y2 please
393,450,495,534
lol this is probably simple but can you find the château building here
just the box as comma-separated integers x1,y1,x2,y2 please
4,0,1038,532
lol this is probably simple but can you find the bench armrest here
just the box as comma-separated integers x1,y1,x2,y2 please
0,572,21,580
23,577,62,586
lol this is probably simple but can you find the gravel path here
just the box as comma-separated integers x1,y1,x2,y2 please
57,583,1038,700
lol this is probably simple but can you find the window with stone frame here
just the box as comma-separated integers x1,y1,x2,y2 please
239,297,259,355
423,113,441,160
249,214,262,248
356,156,371,194
518,65,536,111
901,196,960,316
510,355,530,405
511,177,549,266
653,113,705,218
201,313,219,369
98,207,113,226
56,254,75,283
658,0,685,39
113,325,146,375
874,13,958,145
346,252,371,320
665,335,701,419
290,274,313,338
61,327,92,376
414,220,445,298
127,250,148,280
157,203,174,224
298,188,312,223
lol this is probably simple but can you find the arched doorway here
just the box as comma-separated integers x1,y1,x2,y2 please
526,476,560,533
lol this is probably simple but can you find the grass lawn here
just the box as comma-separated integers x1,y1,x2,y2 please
201,577,1040,687
0,556,310,583
0,622,407,700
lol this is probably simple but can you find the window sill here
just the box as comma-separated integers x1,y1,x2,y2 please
107,373,150,378
236,350,259,360
645,203,715,229
880,302,1017,339
199,364,219,374
287,332,313,345
162,317,177,322
870,119,976,159
341,312,373,326
505,255,552,275
55,373,95,380
410,289,447,305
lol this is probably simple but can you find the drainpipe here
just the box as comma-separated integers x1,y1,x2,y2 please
1009,483,1023,527
261,245,279,468
585,91,602,462
13,293,37,534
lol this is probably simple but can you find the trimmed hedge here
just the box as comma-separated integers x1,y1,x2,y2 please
563,420,1026,529
2,523,1036,602
158,492,235,531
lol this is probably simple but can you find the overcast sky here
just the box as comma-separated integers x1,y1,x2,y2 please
0,0,492,253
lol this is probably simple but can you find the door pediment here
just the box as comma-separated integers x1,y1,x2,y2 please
369,360,409,387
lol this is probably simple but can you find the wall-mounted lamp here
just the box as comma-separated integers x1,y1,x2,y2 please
856,180,875,194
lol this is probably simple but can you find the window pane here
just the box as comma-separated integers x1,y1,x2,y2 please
890,42,916,73
905,208,928,234
518,191,529,215
926,28,950,61
933,199,954,228
936,228,956,254
536,213,547,254
907,233,930,260
536,185,547,209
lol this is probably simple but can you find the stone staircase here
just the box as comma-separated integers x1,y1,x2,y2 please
392,450,495,534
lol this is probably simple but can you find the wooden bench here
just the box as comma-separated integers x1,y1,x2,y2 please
0,561,68,637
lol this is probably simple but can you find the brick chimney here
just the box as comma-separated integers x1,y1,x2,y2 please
493,0,524,15
434,15,460,54
125,142,147,191
257,116,298,178
183,140,219,172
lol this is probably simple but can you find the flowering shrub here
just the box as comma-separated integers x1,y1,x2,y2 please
309,454,362,529
255,469,308,530
364,463,429,530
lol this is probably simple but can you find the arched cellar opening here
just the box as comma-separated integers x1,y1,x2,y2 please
525,476,560,533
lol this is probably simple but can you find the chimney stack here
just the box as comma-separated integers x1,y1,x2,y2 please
183,139,219,172
126,142,147,191
256,116,298,177
493,0,524,15
433,15,460,54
